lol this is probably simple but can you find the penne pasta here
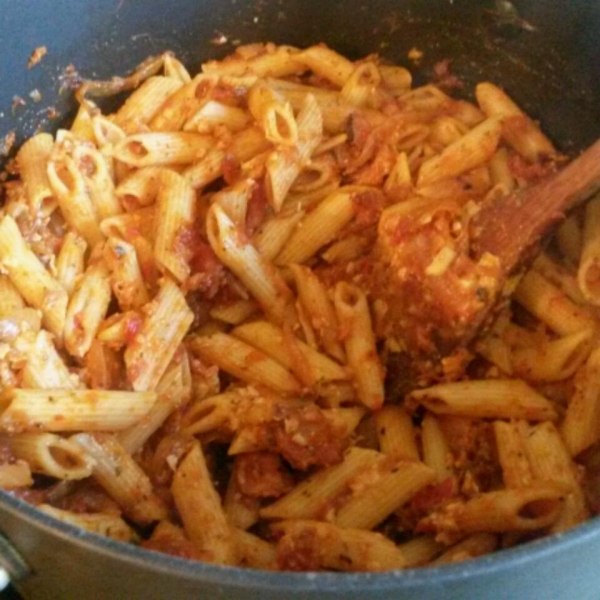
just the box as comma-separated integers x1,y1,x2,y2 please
1,433,94,480
334,282,384,410
124,277,194,391
112,133,213,167
206,204,295,325
0,215,68,338
38,505,137,542
17,132,56,214
578,194,600,305
172,442,235,564
407,380,558,421
153,169,196,282
0,389,157,433
417,117,502,186
72,432,167,525
476,82,556,162
189,332,301,394
64,262,112,358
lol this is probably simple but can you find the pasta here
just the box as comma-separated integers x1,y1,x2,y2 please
1,42,599,575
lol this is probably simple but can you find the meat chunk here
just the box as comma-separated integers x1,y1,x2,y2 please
234,451,293,498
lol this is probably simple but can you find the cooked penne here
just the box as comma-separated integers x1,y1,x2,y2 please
224,472,261,531
163,54,192,83
38,505,137,542
114,76,184,132
172,442,235,564
21,331,78,390
476,82,556,162
118,352,192,453
233,528,276,570
153,169,196,282
232,321,348,386
511,329,593,382
556,214,583,265
1,432,94,480
417,117,502,186
17,132,56,214
341,62,381,107
276,186,370,265
493,420,533,489
334,282,384,410
0,215,68,338
252,210,305,261
421,414,453,481
561,346,600,456
374,406,420,461
334,460,435,529
4,42,599,574
533,252,586,305
261,447,382,521
112,132,213,167
514,270,597,336
115,166,164,211
73,144,122,220
578,194,600,305
211,178,254,225
47,155,104,246
407,380,558,421
72,432,167,525
209,299,258,325
55,231,87,296
104,237,150,311
189,333,301,395
421,485,565,534
183,127,271,189
248,82,298,146
124,277,194,391
264,93,323,210
290,264,345,362
203,45,306,79
206,204,295,325
64,262,112,358
432,534,497,565
0,389,157,433
524,421,589,532
296,45,355,87
274,520,431,571
184,100,250,133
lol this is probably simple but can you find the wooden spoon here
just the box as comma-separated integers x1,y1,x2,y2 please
378,139,600,393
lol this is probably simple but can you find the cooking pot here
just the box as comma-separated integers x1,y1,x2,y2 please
1,1,599,598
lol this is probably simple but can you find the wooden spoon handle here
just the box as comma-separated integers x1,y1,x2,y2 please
471,139,600,272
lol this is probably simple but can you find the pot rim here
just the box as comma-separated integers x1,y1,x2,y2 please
1,489,599,591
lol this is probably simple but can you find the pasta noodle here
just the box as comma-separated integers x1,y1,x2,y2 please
0,42,597,575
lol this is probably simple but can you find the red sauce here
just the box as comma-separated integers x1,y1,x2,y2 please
124,313,143,344
245,179,269,236
221,154,242,185
410,476,458,513
271,404,347,470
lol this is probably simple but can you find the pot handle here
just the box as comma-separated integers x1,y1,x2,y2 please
0,530,31,591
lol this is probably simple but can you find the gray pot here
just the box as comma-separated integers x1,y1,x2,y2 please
1,1,599,598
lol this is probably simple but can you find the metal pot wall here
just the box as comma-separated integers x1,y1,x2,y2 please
1,1,599,598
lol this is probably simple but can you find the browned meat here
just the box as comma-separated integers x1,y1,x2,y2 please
234,451,294,498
